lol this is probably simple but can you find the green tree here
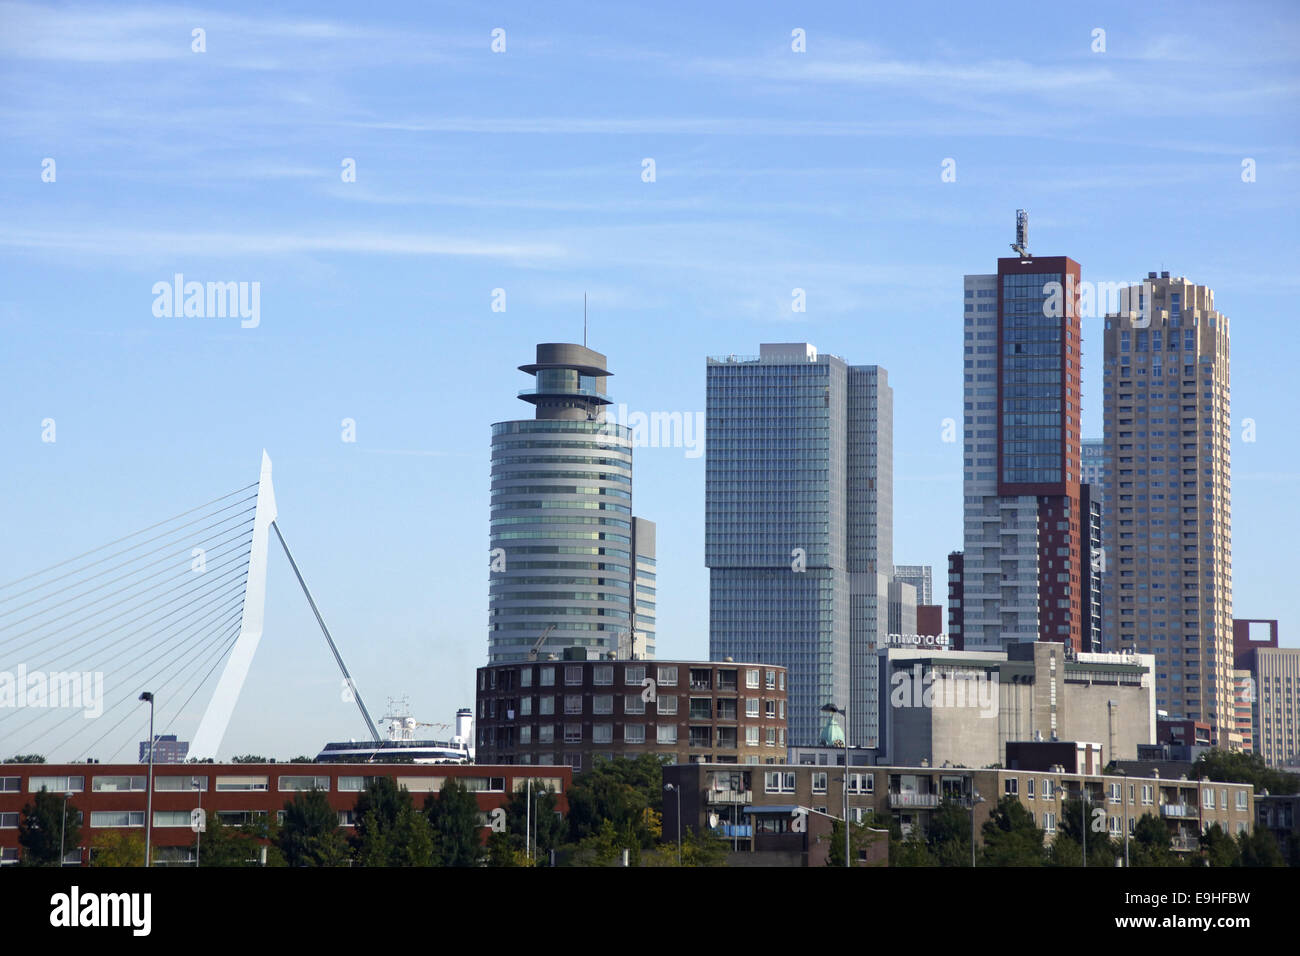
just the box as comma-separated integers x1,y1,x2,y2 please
565,753,666,848
18,788,80,866
1237,827,1285,867
90,830,145,867
1192,749,1300,795
568,819,624,867
1051,797,1118,867
4,754,46,763
499,780,565,862
426,779,481,867
278,789,349,867
980,796,1047,866
1129,813,1180,867
194,810,261,867
1198,822,1240,867
231,754,270,764
351,776,409,866
928,800,973,867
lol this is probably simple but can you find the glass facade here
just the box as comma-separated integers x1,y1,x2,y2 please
1000,271,1064,485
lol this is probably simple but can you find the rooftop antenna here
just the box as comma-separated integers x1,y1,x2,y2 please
1011,209,1030,258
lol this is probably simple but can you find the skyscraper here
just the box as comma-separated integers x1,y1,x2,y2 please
960,234,1084,653
893,565,933,605
706,342,893,748
1081,438,1106,503
1103,274,1235,746
489,343,655,663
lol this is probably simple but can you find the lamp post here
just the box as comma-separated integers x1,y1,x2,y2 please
822,702,850,868
969,784,986,867
139,692,155,868
1117,769,1129,868
59,790,72,867
194,777,202,867
1080,779,1088,869
663,783,681,865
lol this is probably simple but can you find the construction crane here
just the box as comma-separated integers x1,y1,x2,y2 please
528,624,557,661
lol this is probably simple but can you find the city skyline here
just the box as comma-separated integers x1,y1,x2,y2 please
2,0,1297,759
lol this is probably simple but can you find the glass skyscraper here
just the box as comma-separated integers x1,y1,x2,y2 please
489,343,655,663
706,343,893,748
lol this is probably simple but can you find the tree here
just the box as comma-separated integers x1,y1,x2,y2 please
351,776,409,866
90,830,145,867
1130,813,1180,867
500,780,565,862
1192,749,1300,795
277,789,348,867
568,819,624,867
18,788,80,866
927,800,972,867
1237,827,1285,867
426,779,481,866
827,816,898,867
4,754,46,763
980,796,1047,866
565,753,666,848
1198,823,1240,867
194,811,263,867
1051,797,1117,868
231,755,270,764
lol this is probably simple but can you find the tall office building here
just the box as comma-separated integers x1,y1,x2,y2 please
706,343,893,748
489,343,655,663
1081,439,1106,503
1102,273,1235,746
893,565,933,605
960,223,1084,653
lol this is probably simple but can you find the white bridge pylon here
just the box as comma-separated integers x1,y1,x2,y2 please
189,451,277,760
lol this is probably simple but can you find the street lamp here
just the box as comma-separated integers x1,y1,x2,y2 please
59,790,73,867
139,692,154,868
663,783,682,865
193,777,202,867
822,702,850,868
1116,769,1129,868
1080,779,1089,869
969,785,986,868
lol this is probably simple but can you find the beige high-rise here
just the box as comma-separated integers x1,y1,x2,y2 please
1102,273,1237,747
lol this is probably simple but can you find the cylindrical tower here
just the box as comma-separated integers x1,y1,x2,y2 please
489,344,637,663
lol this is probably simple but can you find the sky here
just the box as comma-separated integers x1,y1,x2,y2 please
1,0,1297,760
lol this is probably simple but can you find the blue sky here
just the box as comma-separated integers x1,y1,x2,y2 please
2,0,1297,760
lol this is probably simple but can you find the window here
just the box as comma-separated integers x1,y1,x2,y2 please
657,695,678,715
1108,783,1121,804
564,724,582,743
745,726,759,746
593,724,613,744
155,776,208,792
216,776,268,791
593,665,613,685
520,668,532,688
564,695,583,714
1236,790,1248,810
92,776,146,792
461,777,507,793
29,776,84,793
519,726,531,744
657,665,678,686
153,810,193,827
0,778,18,793
765,772,795,793
593,695,613,715
848,773,873,794
91,811,145,828
279,776,330,792
746,698,759,717
1203,789,1215,809
0,812,19,828
540,667,555,686
765,699,776,718
766,670,776,689
812,772,828,793
624,725,645,744
538,726,554,744
521,697,532,716
539,696,555,716
657,725,678,744
624,665,646,685
1027,778,1035,799
564,665,583,686
746,669,760,689
624,694,645,714
1005,778,1018,796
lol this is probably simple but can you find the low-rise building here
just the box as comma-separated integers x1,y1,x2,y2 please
476,658,788,771
0,762,570,867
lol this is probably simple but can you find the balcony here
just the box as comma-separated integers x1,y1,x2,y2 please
706,789,752,805
889,791,941,809
1160,803,1195,818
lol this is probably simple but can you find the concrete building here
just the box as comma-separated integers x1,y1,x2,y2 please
961,232,1085,653
1102,274,1235,746
0,762,570,867
706,343,893,749
475,658,788,771
662,760,1253,861
138,735,189,764
894,565,933,606
1234,620,1300,768
489,343,655,663
875,642,1156,768
887,580,918,640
